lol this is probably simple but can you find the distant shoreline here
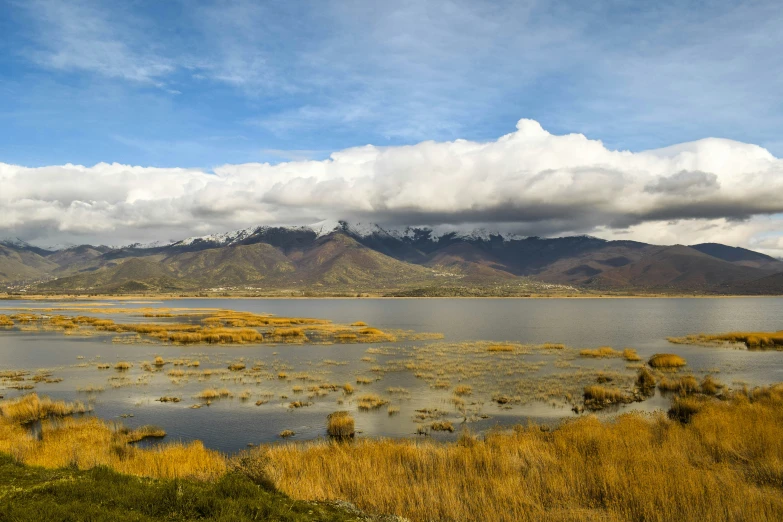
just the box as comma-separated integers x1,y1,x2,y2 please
2,293,780,301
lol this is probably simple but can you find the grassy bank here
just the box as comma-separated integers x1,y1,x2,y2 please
0,454,371,521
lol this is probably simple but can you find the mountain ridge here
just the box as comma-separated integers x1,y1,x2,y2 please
2,223,782,295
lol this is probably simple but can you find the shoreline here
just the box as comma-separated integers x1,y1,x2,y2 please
2,293,781,301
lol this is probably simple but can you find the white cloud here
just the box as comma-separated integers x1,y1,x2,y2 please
1,119,782,253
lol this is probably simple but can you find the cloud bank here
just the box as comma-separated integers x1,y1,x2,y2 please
2,119,782,254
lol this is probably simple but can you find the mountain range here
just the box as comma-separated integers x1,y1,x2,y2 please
2,221,782,295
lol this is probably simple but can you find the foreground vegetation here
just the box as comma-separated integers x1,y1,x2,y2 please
255,385,783,521
0,455,370,521
3,384,783,521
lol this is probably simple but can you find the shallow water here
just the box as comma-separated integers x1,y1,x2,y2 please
1,297,782,453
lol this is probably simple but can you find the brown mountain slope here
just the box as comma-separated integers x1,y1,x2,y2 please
165,243,295,286
0,244,58,283
293,233,435,287
532,244,657,285
727,272,783,295
40,257,184,292
585,245,764,290
690,243,783,270
422,243,517,280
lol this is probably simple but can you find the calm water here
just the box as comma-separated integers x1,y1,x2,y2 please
1,297,782,453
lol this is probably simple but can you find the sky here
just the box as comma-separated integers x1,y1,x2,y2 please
1,0,782,255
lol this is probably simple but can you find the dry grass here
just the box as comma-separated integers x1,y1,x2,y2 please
326,411,355,440
114,362,132,371
636,367,657,391
342,383,354,395
648,353,687,368
486,344,514,352
622,348,641,361
669,330,783,349
250,384,783,521
579,346,622,358
658,375,699,394
583,385,631,410
429,421,454,432
279,430,295,438
0,394,88,424
454,385,473,396
0,413,224,481
541,343,565,350
228,362,246,371
195,388,233,400
0,315,13,327
356,394,389,410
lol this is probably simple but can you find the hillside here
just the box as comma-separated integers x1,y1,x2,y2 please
2,223,782,295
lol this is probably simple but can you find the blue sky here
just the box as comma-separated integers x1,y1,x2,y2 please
1,0,783,254
2,0,782,169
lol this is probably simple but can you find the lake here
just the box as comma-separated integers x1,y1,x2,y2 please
1,297,782,453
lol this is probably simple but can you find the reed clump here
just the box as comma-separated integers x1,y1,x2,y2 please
0,315,13,327
356,394,389,410
648,353,687,368
429,421,454,432
487,344,514,352
622,348,641,361
658,375,699,394
0,413,224,480
669,330,783,349
196,388,232,400
454,385,472,396
114,362,132,371
0,394,88,424
326,411,355,440
583,385,631,410
579,346,621,358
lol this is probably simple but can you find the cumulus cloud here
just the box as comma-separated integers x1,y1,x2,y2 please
1,119,782,254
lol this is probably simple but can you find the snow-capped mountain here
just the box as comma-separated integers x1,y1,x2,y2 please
164,220,528,249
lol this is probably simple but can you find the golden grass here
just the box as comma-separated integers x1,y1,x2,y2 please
648,353,687,368
279,430,295,438
622,348,641,361
124,425,166,443
669,330,783,349
579,346,621,358
636,367,657,390
326,411,355,440
700,374,723,395
541,343,565,350
0,394,88,424
228,362,246,371
486,344,514,352
351,321,368,327
0,315,13,327
356,394,389,410
0,413,224,481
342,383,354,395
114,362,132,371
429,421,454,432
251,384,783,521
196,388,232,400
583,385,631,410
658,375,699,394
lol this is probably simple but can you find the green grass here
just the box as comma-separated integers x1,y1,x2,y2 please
0,454,369,522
